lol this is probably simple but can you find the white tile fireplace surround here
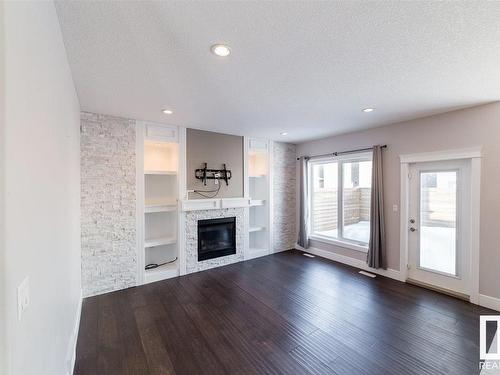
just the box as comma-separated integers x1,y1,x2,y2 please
184,206,245,274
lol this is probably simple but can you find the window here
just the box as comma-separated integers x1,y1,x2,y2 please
309,153,372,248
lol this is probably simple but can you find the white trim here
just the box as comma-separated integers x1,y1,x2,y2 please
479,294,500,312
399,147,482,164
309,234,368,253
135,124,145,284
268,140,275,253
469,157,481,305
296,244,404,281
243,137,250,259
243,136,250,199
67,291,83,375
220,197,251,209
249,138,268,151
399,148,481,304
177,127,187,276
178,126,187,200
178,210,187,276
136,120,178,142
400,162,410,281
181,199,220,211
180,198,254,211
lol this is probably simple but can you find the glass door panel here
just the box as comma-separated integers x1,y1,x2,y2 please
311,163,338,237
418,171,457,275
342,160,372,244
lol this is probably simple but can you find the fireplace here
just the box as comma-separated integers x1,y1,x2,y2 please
198,217,236,261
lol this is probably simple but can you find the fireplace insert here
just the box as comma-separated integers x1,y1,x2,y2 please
198,217,236,261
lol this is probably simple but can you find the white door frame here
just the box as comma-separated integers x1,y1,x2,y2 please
399,147,482,304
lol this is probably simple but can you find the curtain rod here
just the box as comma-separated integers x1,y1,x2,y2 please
296,144,387,161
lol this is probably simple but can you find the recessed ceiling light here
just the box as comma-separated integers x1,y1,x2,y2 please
362,108,375,113
211,44,231,57
280,132,288,136
162,109,173,115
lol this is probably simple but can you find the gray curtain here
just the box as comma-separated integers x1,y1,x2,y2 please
297,157,309,249
367,146,386,269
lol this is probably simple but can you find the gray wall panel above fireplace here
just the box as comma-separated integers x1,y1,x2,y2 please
186,129,244,199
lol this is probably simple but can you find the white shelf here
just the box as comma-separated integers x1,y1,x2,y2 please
249,175,266,178
249,226,266,233
144,260,179,283
145,203,177,213
250,199,265,206
145,170,177,175
144,236,177,248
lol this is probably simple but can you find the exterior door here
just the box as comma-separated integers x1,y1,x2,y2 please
407,159,471,296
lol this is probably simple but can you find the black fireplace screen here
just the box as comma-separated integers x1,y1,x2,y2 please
198,217,236,261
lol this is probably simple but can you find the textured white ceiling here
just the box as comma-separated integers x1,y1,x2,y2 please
55,1,500,143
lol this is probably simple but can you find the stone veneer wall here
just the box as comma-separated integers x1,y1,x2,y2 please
185,208,245,273
80,115,296,294
80,112,137,297
273,142,297,251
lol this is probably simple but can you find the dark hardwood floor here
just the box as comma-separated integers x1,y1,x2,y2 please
74,250,496,375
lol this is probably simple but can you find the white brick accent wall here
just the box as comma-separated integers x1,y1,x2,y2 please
273,142,297,251
185,208,245,273
80,112,137,297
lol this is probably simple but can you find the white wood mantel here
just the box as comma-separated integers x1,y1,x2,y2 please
180,197,251,211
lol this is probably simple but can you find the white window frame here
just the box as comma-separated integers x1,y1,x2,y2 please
308,152,372,252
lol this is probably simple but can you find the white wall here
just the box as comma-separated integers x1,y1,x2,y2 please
1,1,7,372
3,2,81,374
296,102,500,300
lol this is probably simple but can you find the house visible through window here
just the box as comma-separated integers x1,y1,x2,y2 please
317,165,325,189
309,153,372,247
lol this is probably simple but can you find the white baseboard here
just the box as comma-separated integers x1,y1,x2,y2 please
67,290,83,375
295,244,404,282
295,245,500,311
479,294,500,312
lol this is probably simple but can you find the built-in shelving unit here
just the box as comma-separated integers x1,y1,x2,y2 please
137,123,185,284
245,138,272,260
